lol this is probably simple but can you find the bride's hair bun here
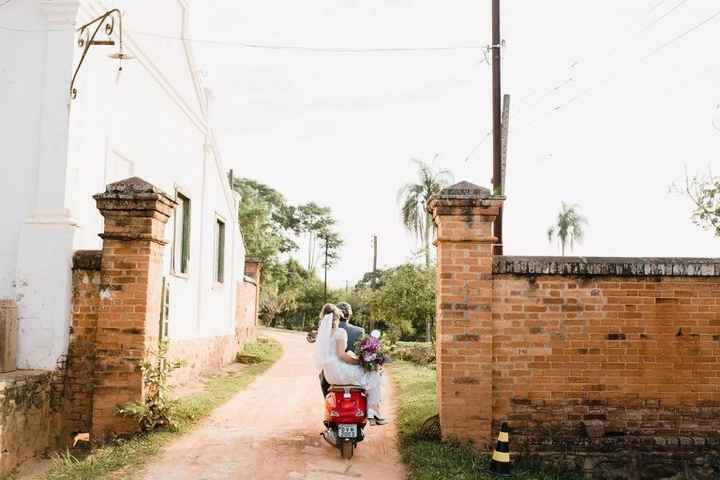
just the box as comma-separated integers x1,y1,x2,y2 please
320,303,341,319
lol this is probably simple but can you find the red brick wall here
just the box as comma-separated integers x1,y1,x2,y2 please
492,274,720,444
66,250,102,438
167,336,238,387
161,279,257,388
236,279,257,347
429,181,720,476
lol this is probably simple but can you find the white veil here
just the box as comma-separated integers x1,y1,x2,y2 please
314,313,334,370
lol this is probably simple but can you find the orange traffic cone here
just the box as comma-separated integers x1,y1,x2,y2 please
489,422,511,477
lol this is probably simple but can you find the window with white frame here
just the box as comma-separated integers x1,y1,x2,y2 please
172,192,191,274
214,217,226,284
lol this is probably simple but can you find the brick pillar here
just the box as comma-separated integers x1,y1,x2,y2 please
91,177,176,442
244,257,262,324
428,181,503,449
244,257,262,284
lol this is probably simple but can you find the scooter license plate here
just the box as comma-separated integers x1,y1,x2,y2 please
338,424,357,438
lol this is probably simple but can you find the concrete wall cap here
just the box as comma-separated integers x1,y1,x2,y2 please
427,181,504,213
438,181,492,199
93,177,176,205
494,256,720,277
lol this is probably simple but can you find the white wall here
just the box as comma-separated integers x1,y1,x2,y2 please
0,0,245,369
66,0,245,341
1,0,83,369
0,1,55,298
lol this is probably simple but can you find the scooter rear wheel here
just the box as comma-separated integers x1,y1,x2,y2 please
340,440,354,459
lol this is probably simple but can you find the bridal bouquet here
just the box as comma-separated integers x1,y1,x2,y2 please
354,330,388,372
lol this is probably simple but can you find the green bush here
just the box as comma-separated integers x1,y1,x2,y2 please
115,340,184,432
390,341,435,366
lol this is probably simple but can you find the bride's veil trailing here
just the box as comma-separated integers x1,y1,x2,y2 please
314,313,334,370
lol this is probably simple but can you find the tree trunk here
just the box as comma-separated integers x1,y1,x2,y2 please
424,213,432,267
426,317,431,343
307,232,313,270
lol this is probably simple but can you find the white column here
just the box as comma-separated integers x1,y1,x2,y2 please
15,1,80,370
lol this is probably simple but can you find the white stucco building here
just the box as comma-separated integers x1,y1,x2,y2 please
0,0,252,371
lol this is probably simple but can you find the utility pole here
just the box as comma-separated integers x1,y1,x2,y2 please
371,235,378,289
491,0,504,256
369,235,379,331
323,235,329,301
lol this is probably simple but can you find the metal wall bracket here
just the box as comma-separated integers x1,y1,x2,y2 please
69,9,128,100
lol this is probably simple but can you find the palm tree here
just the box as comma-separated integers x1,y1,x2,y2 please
547,202,588,256
397,158,453,267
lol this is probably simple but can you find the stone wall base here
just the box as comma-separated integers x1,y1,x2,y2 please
167,335,244,387
520,443,720,480
0,371,64,477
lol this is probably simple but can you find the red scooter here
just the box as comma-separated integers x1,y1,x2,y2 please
324,385,368,459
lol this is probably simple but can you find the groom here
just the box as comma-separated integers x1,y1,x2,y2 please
317,302,364,446
319,302,365,397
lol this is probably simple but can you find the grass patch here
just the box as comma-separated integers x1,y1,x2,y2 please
47,338,282,480
390,361,581,480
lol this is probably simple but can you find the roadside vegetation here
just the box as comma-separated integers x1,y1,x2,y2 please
389,341,435,366
47,338,282,480
235,176,438,343
390,360,582,480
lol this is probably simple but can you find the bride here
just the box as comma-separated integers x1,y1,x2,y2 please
315,304,387,425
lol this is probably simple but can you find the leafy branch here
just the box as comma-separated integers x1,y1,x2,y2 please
115,340,185,432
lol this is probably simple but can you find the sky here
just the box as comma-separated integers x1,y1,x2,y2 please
184,0,718,288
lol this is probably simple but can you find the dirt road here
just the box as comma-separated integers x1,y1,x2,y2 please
137,329,405,480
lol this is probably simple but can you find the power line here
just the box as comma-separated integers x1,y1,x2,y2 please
466,5,720,164
129,30,486,54
513,0,692,119
648,0,671,14
0,24,71,32
0,23,487,53
640,6,720,61
553,6,720,113
642,0,691,31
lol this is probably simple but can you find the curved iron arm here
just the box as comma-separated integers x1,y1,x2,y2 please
69,9,124,100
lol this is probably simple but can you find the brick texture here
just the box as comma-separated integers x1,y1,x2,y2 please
492,274,720,447
236,276,258,346
430,181,720,477
428,182,503,448
91,178,176,442
65,250,102,438
167,336,237,387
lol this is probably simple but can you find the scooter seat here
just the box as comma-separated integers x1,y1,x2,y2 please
329,384,365,391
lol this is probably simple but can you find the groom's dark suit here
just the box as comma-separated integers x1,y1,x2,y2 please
319,320,365,396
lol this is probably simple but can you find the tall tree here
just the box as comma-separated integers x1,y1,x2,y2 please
232,178,299,267
397,158,453,267
370,264,436,342
547,202,588,256
296,202,343,272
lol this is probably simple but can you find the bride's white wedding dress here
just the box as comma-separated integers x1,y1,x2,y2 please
316,320,383,412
